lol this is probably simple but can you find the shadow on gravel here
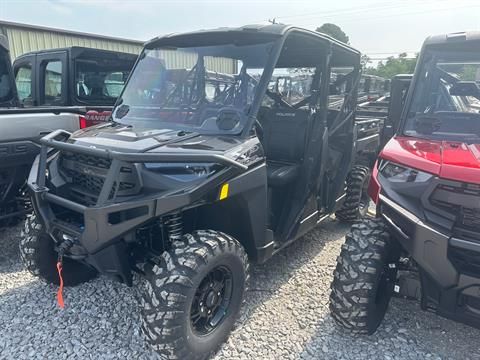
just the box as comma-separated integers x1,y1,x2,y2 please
0,223,23,275
300,285,480,360
240,218,350,315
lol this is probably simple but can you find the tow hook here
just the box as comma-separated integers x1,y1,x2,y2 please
55,235,74,309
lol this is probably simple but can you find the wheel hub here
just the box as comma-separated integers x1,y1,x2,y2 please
190,266,233,335
205,289,218,308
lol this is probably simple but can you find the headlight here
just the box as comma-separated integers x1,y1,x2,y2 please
379,161,433,183
144,162,220,182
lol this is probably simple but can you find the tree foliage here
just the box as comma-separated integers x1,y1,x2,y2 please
365,53,418,79
316,23,349,44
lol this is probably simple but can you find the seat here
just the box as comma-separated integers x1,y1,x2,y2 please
259,108,308,187
267,162,299,187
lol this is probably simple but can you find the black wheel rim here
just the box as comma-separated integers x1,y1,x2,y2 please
190,265,233,336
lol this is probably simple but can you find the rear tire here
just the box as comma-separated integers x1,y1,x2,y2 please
19,213,97,286
140,230,249,360
335,166,371,222
329,217,398,334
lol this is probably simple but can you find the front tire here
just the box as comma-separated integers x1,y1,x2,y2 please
19,213,98,286
329,218,398,334
140,230,249,360
335,166,371,222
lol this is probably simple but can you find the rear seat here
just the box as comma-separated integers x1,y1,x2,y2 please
259,108,308,187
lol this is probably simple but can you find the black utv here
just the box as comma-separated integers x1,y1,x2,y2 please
22,24,377,359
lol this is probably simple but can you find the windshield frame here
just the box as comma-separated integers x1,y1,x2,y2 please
400,47,480,141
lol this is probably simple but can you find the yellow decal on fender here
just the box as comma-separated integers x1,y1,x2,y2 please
219,183,229,200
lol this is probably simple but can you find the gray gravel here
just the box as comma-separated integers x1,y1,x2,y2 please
1,218,480,359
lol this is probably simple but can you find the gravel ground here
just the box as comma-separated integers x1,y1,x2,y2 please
1,218,480,359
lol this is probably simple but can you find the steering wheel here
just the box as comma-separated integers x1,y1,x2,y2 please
266,89,294,109
255,119,264,140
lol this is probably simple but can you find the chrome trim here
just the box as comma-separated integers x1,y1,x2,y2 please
317,214,330,224
382,213,409,239
300,210,319,224
379,194,445,236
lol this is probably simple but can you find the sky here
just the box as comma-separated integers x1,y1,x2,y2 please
1,0,479,64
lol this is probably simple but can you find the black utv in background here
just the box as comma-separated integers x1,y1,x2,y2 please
22,24,379,359
13,47,137,126
0,36,87,225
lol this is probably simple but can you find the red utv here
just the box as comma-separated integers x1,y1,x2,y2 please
330,31,480,333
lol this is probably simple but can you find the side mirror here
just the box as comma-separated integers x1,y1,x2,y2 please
449,81,480,100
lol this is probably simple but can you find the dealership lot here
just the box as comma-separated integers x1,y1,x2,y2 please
1,219,479,360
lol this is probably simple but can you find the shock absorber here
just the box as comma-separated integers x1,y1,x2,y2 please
166,211,183,242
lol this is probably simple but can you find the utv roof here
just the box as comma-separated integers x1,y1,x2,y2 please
145,24,360,56
424,31,480,47
16,46,137,60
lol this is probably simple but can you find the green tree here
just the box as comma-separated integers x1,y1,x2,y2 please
316,23,349,44
361,54,371,71
365,53,418,79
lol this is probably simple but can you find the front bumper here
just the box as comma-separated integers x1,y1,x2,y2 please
379,194,480,328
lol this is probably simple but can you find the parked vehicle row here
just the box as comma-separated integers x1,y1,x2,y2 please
3,21,479,360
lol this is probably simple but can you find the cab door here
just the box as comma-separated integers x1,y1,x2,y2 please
36,51,68,106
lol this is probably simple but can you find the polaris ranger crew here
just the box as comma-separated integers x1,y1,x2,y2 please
22,24,378,359
330,31,480,334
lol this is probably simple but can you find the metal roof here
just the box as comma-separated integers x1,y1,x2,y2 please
0,20,144,59
424,31,480,46
0,20,143,45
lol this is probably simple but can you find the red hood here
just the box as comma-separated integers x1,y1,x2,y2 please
380,136,480,185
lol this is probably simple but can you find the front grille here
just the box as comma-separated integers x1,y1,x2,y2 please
58,151,139,206
430,182,480,235
449,246,480,277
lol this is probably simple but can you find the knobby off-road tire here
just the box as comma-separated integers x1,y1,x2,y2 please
140,230,249,360
335,166,371,222
19,213,97,286
329,217,398,334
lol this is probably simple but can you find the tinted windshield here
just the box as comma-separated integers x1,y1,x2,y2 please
75,57,134,106
0,49,15,106
404,51,480,141
113,41,274,135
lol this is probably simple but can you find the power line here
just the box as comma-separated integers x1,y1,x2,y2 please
299,3,479,26
268,0,456,23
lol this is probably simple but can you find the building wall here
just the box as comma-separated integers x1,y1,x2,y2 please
0,21,236,74
0,21,143,60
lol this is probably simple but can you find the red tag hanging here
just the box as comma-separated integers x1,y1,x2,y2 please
56,261,65,309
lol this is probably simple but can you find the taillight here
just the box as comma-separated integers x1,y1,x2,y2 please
367,160,381,204
79,110,111,129
79,115,88,129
